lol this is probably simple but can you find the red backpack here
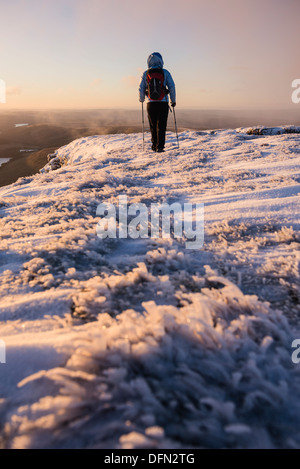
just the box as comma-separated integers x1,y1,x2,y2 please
146,68,169,101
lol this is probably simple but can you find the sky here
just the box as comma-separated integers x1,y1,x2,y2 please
0,0,300,110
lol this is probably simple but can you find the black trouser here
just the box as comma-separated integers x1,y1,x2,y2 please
147,102,169,151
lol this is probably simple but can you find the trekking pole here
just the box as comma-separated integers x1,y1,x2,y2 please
173,106,179,149
141,101,145,150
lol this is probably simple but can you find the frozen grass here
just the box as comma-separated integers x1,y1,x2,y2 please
0,128,299,448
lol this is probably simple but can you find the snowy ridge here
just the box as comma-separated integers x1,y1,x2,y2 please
0,128,300,448
237,125,300,136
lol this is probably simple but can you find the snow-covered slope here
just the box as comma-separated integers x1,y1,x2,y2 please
0,129,300,449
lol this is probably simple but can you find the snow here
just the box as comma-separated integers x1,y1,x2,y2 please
0,128,299,449
0,158,9,167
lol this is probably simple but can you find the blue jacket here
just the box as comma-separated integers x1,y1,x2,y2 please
139,52,176,104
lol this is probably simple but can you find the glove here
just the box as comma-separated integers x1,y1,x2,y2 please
171,102,176,107
139,99,145,103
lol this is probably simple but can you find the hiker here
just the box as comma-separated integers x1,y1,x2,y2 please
139,52,176,152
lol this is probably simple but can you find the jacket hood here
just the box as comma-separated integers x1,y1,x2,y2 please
147,52,164,69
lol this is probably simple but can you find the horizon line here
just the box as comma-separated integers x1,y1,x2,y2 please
0,106,299,113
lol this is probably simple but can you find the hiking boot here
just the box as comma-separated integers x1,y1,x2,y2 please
152,144,157,152
157,148,165,153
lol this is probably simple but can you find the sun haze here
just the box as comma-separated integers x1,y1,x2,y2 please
0,0,299,110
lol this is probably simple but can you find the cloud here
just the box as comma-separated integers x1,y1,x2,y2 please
122,75,139,87
91,78,101,87
229,66,250,71
6,86,22,96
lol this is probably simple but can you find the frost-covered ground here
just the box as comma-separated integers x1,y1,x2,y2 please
0,127,300,449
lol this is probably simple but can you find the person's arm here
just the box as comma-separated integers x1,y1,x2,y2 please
165,70,176,105
138,72,147,102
